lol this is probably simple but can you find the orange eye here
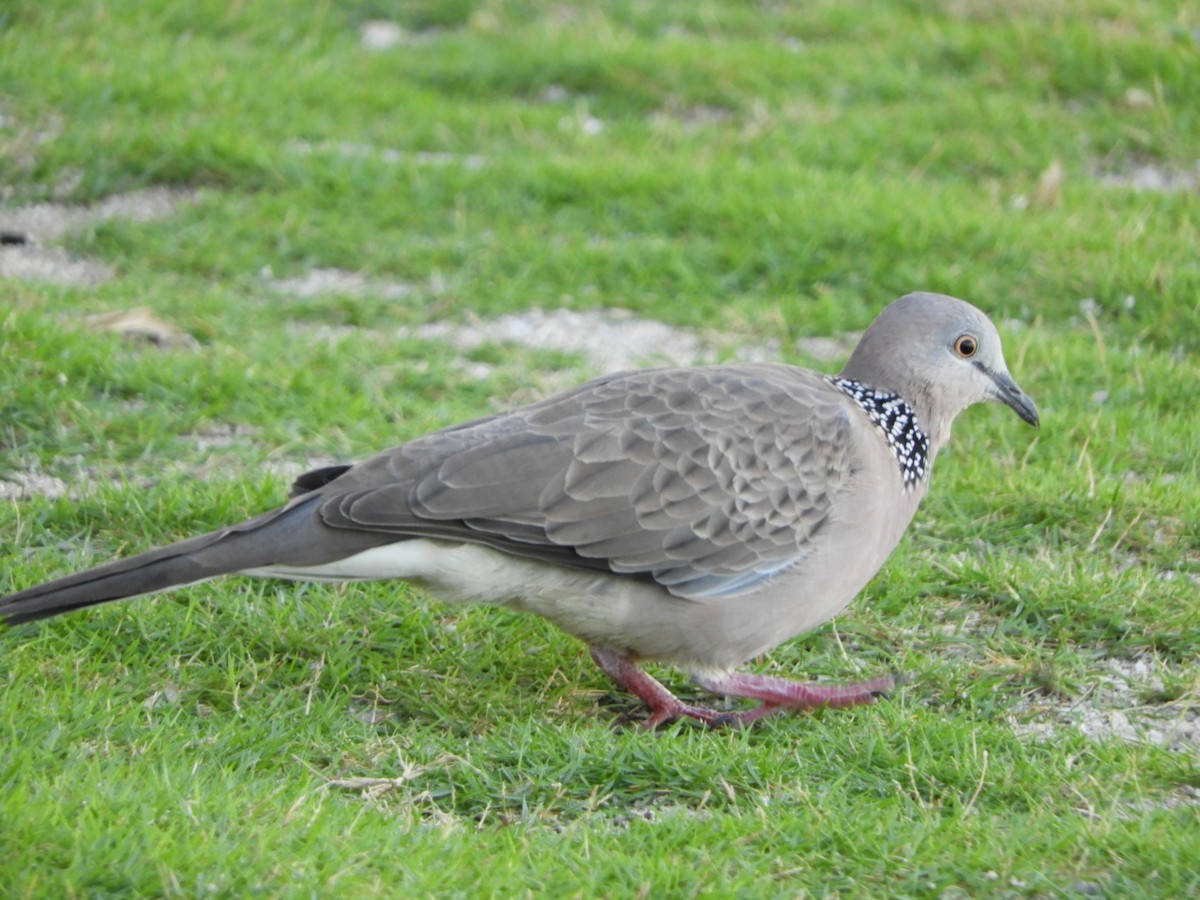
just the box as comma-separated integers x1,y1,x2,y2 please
954,334,978,358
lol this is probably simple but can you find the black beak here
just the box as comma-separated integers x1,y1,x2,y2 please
986,368,1040,427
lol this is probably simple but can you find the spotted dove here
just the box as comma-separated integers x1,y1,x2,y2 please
0,292,1039,727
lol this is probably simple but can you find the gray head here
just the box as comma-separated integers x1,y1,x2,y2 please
840,292,1039,447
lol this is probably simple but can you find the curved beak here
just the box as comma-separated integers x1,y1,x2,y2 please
987,368,1040,427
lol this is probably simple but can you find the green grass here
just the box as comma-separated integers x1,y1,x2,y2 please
2,0,1198,896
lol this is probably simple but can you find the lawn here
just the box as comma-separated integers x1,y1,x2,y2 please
1,1,1198,896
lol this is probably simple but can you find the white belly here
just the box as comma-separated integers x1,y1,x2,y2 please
237,534,881,673
241,538,661,654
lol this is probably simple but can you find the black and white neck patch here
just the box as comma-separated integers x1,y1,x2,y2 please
828,376,929,488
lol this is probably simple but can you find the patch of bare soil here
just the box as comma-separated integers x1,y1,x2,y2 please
0,471,71,501
401,307,780,371
1094,161,1199,193
263,266,415,300
0,246,111,286
0,187,199,287
1010,656,1199,752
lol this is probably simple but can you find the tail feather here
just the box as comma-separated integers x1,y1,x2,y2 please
1,528,254,625
0,495,388,626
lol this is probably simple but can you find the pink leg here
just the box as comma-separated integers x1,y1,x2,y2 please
589,646,739,729
590,646,893,729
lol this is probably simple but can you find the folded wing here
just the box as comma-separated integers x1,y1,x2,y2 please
313,365,860,599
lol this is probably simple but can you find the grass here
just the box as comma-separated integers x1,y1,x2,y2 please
2,0,1198,896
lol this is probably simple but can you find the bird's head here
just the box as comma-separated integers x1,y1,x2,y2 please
840,292,1039,448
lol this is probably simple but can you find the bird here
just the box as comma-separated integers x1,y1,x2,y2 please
0,292,1039,728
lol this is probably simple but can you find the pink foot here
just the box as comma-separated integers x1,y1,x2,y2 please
693,670,895,710
589,646,894,729
589,646,733,728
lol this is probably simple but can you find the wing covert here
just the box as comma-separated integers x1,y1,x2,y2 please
313,365,859,598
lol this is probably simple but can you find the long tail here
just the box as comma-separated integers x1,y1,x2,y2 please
0,496,380,626
2,529,250,625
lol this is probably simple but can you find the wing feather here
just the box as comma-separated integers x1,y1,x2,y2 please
310,364,859,599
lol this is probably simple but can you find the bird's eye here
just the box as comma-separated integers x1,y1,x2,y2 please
954,334,978,358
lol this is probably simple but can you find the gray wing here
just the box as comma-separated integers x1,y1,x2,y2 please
311,365,860,599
